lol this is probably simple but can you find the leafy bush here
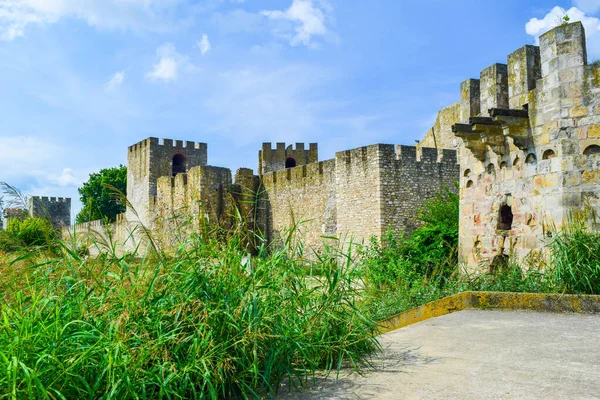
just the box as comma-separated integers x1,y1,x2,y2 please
0,216,57,250
363,186,459,291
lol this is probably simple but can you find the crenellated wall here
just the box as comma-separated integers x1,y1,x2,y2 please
380,146,459,234
261,143,459,254
262,159,337,252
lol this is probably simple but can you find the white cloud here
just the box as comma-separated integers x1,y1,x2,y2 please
51,168,79,187
146,43,195,83
0,0,183,41
261,0,332,47
106,70,125,90
147,57,178,82
198,33,211,55
525,6,600,57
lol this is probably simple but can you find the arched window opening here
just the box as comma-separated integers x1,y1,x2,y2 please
542,149,556,160
463,169,471,177
487,163,496,176
500,161,507,169
466,180,474,188
498,204,513,231
513,157,520,166
583,145,600,156
172,154,186,176
285,157,297,169
525,153,537,164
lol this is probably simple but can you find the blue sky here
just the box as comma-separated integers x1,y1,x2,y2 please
1,0,599,216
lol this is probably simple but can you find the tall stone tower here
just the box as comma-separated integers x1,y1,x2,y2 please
258,142,318,175
127,137,208,226
449,22,600,271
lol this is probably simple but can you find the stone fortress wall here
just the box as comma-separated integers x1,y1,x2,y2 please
43,22,600,272
62,138,459,257
418,21,600,272
262,144,459,253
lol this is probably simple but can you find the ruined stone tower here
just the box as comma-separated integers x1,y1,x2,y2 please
420,22,600,271
126,137,208,226
258,142,318,175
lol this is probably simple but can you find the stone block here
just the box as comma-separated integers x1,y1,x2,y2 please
582,170,597,184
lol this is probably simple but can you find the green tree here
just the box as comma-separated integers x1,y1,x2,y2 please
76,165,127,224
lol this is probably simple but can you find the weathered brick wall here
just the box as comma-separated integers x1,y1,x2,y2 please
29,196,71,228
261,159,337,253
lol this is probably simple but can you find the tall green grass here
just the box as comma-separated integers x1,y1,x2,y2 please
549,209,600,294
0,223,378,399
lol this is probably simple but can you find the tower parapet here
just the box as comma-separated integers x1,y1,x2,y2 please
126,137,208,226
29,196,71,228
258,142,318,175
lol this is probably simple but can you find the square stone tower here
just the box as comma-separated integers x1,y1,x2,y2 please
258,142,318,175
127,137,208,226
29,196,71,228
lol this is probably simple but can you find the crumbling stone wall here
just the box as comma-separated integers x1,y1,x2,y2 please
421,22,600,272
61,213,149,257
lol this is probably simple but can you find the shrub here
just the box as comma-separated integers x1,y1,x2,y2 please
0,216,57,250
363,186,459,290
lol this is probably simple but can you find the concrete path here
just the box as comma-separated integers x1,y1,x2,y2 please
278,310,600,399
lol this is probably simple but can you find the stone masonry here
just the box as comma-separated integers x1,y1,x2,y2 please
57,22,600,271
419,22,600,272
63,138,459,257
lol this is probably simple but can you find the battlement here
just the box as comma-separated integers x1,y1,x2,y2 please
29,196,71,228
128,137,207,153
262,159,335,187
31,196,71,204
259,142,318,175
394,145,458,165
334,144,457,168
262,142,318,152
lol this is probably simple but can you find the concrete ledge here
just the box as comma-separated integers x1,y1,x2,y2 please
379,291,600,334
